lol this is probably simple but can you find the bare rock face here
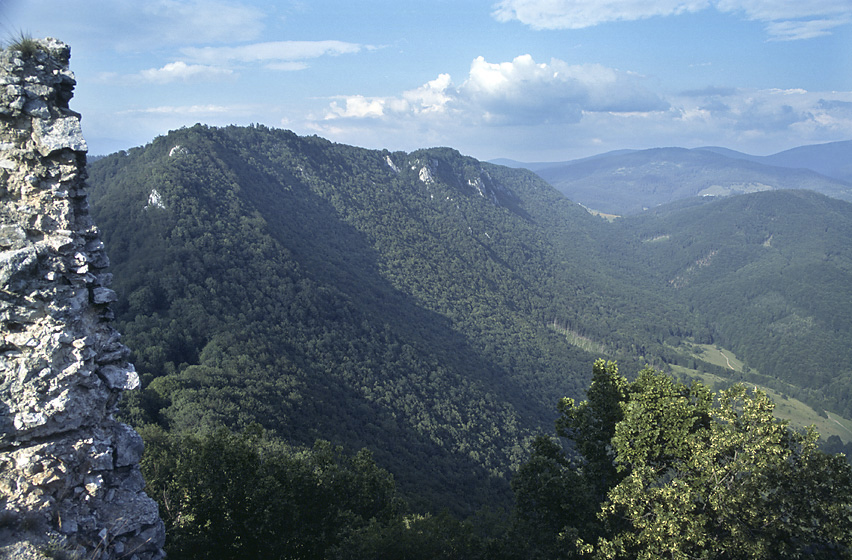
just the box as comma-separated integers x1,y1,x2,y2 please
0,39,165,559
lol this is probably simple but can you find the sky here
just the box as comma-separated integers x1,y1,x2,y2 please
2,0,851,161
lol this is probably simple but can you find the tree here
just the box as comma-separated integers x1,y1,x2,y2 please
514,361,852,559
138,425,402,560
556,359,628,500
597,377,852,559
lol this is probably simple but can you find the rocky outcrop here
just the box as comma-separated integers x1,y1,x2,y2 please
0,39,165,559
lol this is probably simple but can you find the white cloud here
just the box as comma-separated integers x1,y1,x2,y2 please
714,0,851,21
182,40,367,66
306,53,852,160
491,0,711,29
264,62,311,72
326,96,387,119
121,104,237,115
640,87,852,157
101,40,362,85
322,55,668,127
492,0,852,39
137,0,266,45
762,17,850,40
402,74,455,114
463,55,668,119
3,0,269,58
137,61,235,84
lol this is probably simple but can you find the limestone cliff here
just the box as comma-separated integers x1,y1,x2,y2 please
0,39,165,559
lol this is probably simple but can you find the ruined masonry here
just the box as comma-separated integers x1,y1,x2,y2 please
0,39,165,559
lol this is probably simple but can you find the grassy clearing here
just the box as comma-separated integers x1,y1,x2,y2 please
670,357,852,443
691,343,744,371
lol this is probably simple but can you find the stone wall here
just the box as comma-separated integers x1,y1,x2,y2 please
0,39,165,559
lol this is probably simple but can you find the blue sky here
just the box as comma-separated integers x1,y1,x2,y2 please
3,0,851,161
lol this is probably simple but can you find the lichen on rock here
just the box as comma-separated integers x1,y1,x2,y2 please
0,38,165,559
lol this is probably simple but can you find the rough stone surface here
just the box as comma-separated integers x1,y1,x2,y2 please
0,39,165,559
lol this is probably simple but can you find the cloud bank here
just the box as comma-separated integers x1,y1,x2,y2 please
323,55,668,126
182,40,369,66
311,53,852,160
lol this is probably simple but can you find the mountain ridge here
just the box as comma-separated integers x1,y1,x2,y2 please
87,125,852,513
498,140,852,215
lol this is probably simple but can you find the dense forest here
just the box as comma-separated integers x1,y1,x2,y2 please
85,125,852,557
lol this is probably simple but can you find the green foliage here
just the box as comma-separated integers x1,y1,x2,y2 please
333,511,495,560
509,436,596,559
513,362,852,559
86,124,852,527
600,378,852,559
556,360,628,499
618,190,852,418
89,124,701,512
139,425,402,560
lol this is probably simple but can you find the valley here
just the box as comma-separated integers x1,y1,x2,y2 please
86,127,852,506
80,126,852,556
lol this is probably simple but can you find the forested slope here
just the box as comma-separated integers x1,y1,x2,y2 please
617,190,852,416
87,124,703,512
83,125,852,557
87,125,852,514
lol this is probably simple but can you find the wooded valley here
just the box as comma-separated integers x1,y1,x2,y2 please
85,125,852,558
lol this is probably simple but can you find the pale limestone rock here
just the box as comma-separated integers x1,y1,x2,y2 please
32,117,87,156
0,39,165,559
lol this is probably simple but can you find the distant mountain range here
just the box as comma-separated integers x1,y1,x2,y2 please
493,140,852,215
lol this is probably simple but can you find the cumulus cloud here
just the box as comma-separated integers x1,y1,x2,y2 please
671,87,852,142
467,55,668,116
308,54,852,160
182,40,368,66
137,61,235,84
326,96,387,119
322,55,668,127
492,0,852,40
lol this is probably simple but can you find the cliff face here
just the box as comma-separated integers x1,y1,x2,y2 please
0,39,165,559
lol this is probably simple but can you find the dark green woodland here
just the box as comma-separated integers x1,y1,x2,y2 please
85,125,852,558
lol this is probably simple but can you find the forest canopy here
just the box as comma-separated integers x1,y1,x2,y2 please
84,125,852,556
137,361,852,559
512,360,852,559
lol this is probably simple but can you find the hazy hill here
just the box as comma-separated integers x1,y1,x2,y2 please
87,126,852,512
533,146,852,215
702,140,852,184
490,149,637,172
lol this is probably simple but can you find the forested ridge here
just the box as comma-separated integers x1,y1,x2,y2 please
85,124,852,557
617,190,852,417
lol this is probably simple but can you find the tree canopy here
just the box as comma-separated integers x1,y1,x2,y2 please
512,360,852,559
